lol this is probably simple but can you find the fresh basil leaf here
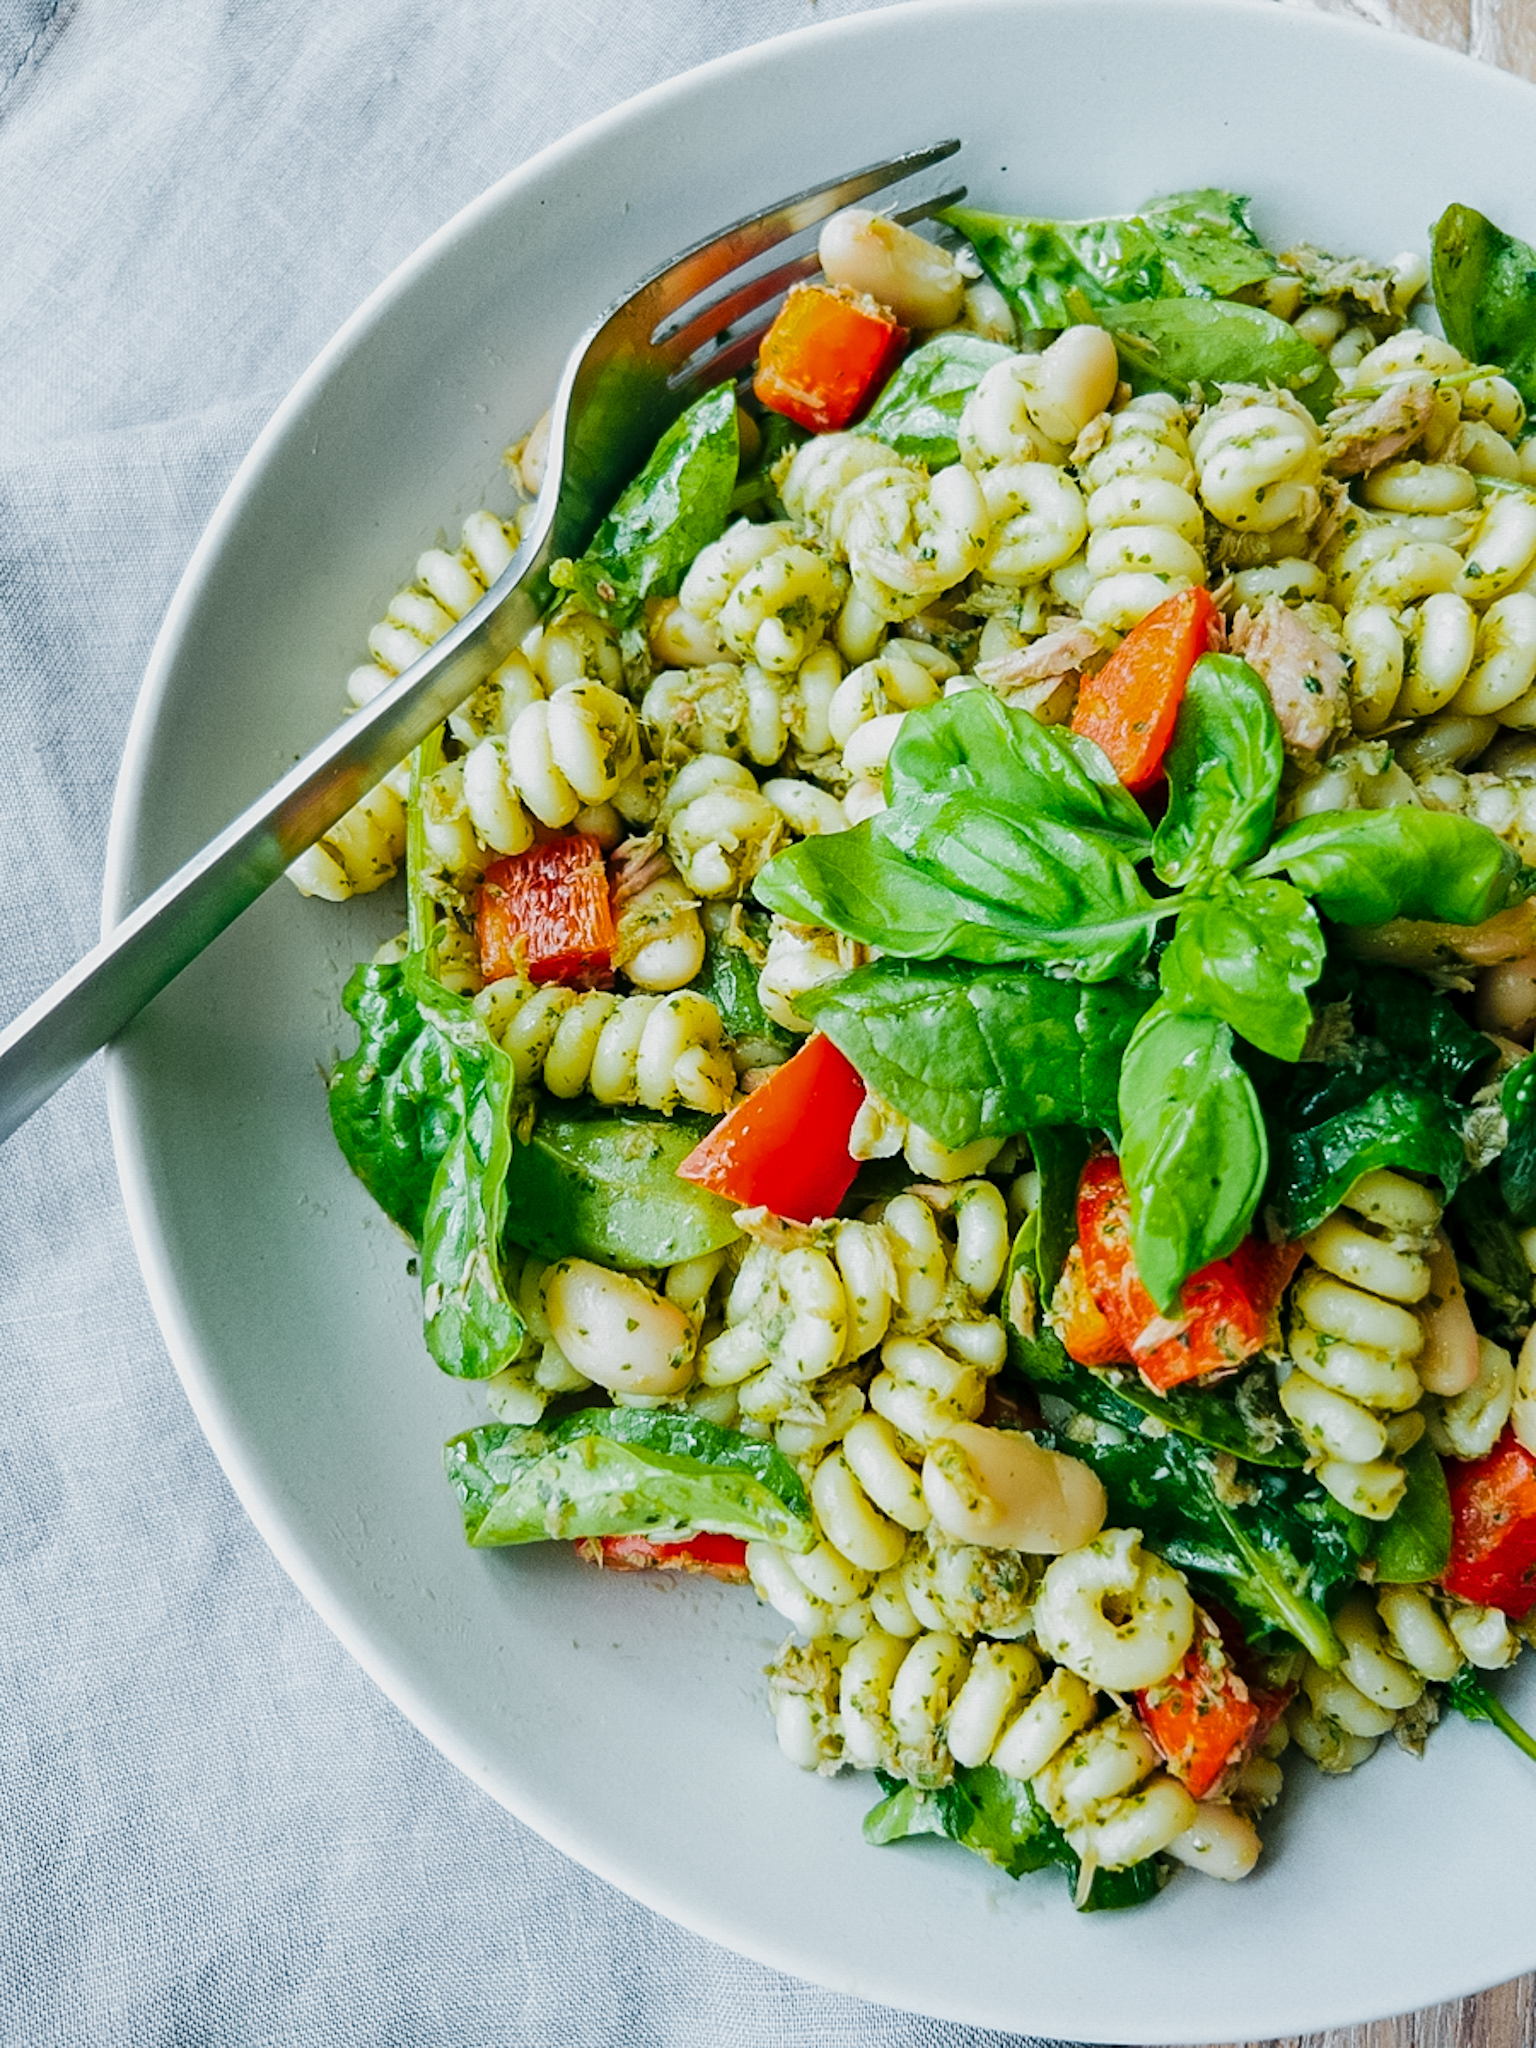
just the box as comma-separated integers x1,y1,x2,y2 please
553,382,739,626
754,811,1163,979
1431,203,1536,417
1152,653,1283,885
1106,297,1339,422
1252,807,1528,926
503,1103,741,1269
1501,1056,1536,1225
1037,1370,1356,1664
1118,1003,1269,1314
799,960,1153,1150
445,1406,812,1549
1160,879,1324,1062
1001,1127,1095,1382
885,687,1151,855
863,1764,1166,1909
862,334,1014,467
1372,1435,1451,1585
885,794,1161,980
943,188,1274,331
1272,1080,1468,1237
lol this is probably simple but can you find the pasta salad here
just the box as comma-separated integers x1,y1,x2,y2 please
295,185,1536,1910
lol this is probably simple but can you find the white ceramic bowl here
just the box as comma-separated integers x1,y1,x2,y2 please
105,2,1536,2037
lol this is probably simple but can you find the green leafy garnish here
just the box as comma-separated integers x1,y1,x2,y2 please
1446,1666,1536,1766
943,188,1276,330
502,1103,741,1270
445,1407,813,1549
1372,1435,1451,1584
863,1764,1165,1911
862,333,1014,468
799,960,1153,1152
552,382,739,625
1431,203,1536,417
1105,296,1338,421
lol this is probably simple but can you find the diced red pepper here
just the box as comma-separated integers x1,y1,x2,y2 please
1051,1241,1128,1368
574,1532,750,1583
676,1032,865,1224
1136,1607,1263,1800
1443,1426,1536,1618
1071,1153,1299,1392
1070,585,1220,795
477,833,615,988
753,282,908,434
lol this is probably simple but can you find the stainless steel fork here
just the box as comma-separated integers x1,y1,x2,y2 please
0,141,962,1146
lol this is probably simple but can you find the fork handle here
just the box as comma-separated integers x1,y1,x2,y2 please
0,550,547,1148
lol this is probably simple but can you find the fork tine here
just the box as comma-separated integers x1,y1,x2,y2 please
653,181,969,364
666,313,780,396
660,180,970,395
653,250,822,367
634,139,961,323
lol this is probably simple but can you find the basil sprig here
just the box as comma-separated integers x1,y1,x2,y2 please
756,653,1528,1310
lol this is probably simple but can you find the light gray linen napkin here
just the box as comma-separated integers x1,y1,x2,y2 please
0,1,1081,2042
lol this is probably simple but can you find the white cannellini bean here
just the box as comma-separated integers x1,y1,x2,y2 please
817,207,965,329
541,1261,695,1396
920,1422,1107,1554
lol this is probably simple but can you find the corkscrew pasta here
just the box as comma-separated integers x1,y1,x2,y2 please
306,179,1536,1915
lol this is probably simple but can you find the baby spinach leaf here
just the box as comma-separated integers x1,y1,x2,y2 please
1105,298,1338,421
1501,1055,1536,1225
863,1765,1165,1910
502,1103,741,1270
1273,1080,1469,1238
943,188,1274,331
1446,1173,1535,1343
862,333,1014,467
1160,879,1324,1063
691,914,795,1059
1036,1370,1356,1665
330,956,525,1379
1372,1435,1451,1585
330,959,459,1241
884,688,1151,855
798,959,1154,1150
445,1406,812,1549
1152,654,1283,886
1251,808,1528,927
1118,1003,1269,1314
412,975,524,1379
553,382,738,626
1431,203,1536,416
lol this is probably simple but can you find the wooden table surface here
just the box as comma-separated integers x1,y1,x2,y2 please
1189,12,1535,2048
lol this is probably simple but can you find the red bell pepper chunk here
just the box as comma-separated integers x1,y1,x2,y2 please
1051,1241,1128,1368
1136,1607,1263,1800
1443,1426,1536,1618
1070,1154,1299,1392
574,1532,750,1583
676,1032,865,1224
753,282,908,434
477,833,616,988
1070,585,1220,795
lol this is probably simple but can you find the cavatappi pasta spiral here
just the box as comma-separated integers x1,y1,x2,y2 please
298,188,1536,1915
